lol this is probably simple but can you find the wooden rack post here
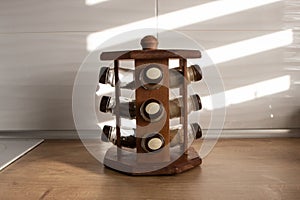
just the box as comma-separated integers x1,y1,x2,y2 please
180,58,188,156
114,60,121,161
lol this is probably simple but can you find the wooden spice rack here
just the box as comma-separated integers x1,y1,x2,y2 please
100,36,202,175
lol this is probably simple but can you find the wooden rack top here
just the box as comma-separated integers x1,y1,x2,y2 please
100,49,201,60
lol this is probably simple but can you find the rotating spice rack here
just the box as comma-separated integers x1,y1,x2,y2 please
99,36,203,175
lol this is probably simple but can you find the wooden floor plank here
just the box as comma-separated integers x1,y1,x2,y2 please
0,139,299,200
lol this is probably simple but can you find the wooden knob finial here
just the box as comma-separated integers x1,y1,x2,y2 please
140,35,158,50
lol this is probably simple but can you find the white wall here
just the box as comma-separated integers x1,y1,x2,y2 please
0,0,299,132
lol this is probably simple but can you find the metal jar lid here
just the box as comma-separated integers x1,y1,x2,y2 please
140,63,164,90
101,125,113,142
99,67,110,84
190,94,202,111
141,133,165,152
142,64,163,84
190,123,202,139
100,96,111,113
140,99,164,122
189,64,202,81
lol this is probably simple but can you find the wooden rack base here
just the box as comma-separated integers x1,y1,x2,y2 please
103,147,202,176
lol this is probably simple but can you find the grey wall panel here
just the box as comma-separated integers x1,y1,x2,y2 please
0,0,285,33
0,0,155,33
0,33,87,86
180,30,300,129
0,30,299,130
157,0,284,31
0,0,299,133
0,33,89,130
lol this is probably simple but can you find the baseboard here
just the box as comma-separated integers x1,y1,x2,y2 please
0,129,299,139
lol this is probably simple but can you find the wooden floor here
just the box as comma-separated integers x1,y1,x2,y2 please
0,138,299,200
